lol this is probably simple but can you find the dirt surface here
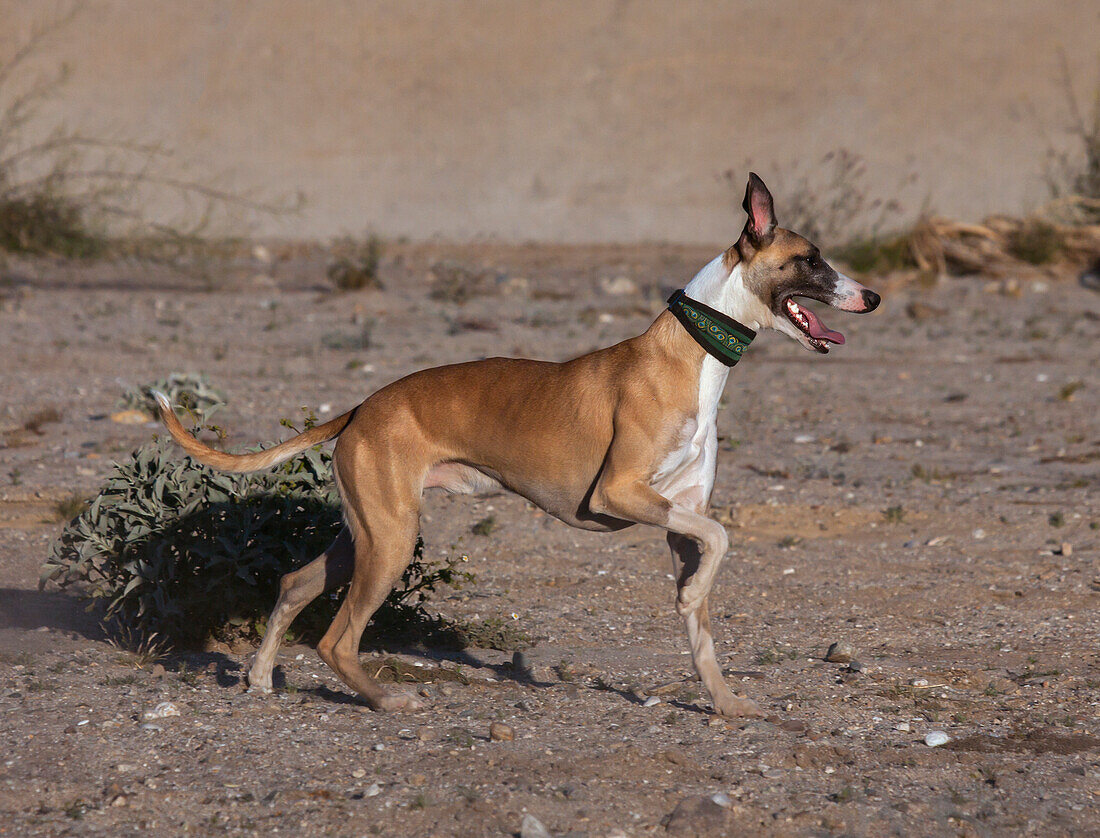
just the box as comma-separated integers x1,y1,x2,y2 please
6,0,1100,241
1,245,1099,836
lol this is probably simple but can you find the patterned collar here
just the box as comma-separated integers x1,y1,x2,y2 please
666,289,756,367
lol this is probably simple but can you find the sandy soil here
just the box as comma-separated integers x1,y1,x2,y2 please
1,245,1099,836
4,0,1100,242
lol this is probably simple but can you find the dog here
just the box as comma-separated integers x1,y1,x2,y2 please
153,173,881,717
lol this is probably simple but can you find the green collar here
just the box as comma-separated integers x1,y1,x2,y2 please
667,289,756,367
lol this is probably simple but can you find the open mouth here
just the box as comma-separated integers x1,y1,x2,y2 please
784,297,845,354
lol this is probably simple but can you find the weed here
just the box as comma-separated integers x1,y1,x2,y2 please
52,493,87,522
428,261,501,304
471,515,496,536
1044,53,1100,220
834,235,915,274
327,235,383,291
777,534,802,549
1049,512,1065,528
321,322,373,351
1006,220,1064,264
1058,381,1084,401
63,798,87,820
882,505,906,524
22,407,61,434
409,792,430,810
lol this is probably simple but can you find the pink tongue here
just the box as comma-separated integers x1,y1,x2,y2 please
801,307,845,344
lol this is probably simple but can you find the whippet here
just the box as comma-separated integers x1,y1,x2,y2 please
154,174,881,717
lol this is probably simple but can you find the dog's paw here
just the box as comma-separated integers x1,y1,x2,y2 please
245,670,273,694
714,695,764,719
374,690,427,713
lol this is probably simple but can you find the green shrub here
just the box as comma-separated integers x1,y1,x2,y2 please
0,193,104,258
834,235,915,274
1006,220,1064,265
326,235,383,291
40,436,476,649
118,372,226,417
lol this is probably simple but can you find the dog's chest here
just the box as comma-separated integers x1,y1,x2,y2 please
651,356,727,505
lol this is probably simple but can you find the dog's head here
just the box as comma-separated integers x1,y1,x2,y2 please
724,173,880,353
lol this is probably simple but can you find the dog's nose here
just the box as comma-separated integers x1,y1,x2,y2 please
861,289,881,312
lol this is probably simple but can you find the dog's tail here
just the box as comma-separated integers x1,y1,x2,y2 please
152,391,355,474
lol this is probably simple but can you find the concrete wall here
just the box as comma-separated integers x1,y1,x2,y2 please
4,0,1098,243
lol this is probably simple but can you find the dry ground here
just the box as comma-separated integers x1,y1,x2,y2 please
0,245,1098,836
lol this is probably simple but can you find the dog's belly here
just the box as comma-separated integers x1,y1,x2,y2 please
424,461,633,532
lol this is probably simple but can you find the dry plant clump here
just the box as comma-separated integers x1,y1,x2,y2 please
0,5,298,261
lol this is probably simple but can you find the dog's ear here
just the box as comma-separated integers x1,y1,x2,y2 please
741,172,776,244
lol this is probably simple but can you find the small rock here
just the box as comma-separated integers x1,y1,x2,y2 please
352,768,366,779
142,701,181,721
924,731,950,747
252,244,273,264
663,748,690,766
140,723,162,732
416,726,437,742
643,695,662,707
599,275,639,296
709,792,732,808
847,661,864,673
489,722,515,741
779,719,807,733
151,664,166,678
1058,542,1073,557
895,722,911,732
665,795,732,836
910,678,929,687
520,813,552,838
516,699,539,712
110,409,153,425
824,642,854,663
364,782,381,797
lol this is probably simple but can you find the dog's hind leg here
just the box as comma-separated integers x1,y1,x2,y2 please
247,526,354,693
668,532,763,718
316,509,424,711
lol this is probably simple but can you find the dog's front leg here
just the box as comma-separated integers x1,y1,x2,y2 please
589,475,727,615
668,532,763,718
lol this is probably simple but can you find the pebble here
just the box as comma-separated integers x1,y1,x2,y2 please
416,726,437,742
352,768,366,779
824,642,854,663
364,782,381,797
910,678,929,687
895,722,911,732
924,731,950,747
599,275,639,296
710,791,732,808
489,722,515,742
110,409,153,425
140,723,163,732
643,695,662,707
520,813,552,838
142,701,181,721
847,661,864,673
665,795,731,835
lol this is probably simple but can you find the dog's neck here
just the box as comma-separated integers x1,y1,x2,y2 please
682,255,761,329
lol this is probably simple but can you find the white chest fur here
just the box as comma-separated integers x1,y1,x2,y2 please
651,354,727,510
649,255,765,511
